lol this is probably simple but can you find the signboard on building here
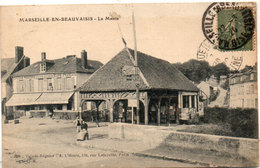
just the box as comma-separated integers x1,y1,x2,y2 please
128,99,137,107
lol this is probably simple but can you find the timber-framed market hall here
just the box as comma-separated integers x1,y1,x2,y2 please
79,48,199,125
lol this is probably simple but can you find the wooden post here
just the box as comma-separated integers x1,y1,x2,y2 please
136,87,140,125
144,96,149,125
132,107,134,124
109,99,114,123
167,98,171,126
177,92,181,125
189,96,192,108
195,94,198,111
157,98,161,126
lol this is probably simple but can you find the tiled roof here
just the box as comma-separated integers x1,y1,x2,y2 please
1,57,26,82
79,48,199,92
12,56,103,77
1,58,14,72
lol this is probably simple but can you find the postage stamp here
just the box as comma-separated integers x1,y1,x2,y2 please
202,2,256,51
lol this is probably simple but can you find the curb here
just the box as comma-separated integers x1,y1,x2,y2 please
76,141,219,167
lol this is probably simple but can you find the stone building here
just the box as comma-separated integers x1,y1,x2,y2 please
79,48,199,125
1,46,30,119
229,70,257,108
6,50,103,118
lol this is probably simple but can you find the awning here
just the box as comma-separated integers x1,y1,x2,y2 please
6,92,74,106
6,93,41,106
35,92,74,104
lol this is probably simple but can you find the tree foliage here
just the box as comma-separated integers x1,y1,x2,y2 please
173,60,230,83
173,59,212,83
211,63,230,81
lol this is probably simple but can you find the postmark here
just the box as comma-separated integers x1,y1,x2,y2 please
202,2,255,51
197,39,243,71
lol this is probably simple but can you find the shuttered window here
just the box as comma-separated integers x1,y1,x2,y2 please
26,79,34,92
47,78,53,91
43,79,47,91
65,77,74,90
38,79,43,91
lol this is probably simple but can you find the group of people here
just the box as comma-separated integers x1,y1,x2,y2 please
74,116,89,141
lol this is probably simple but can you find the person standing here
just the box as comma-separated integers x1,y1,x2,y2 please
74,116,82,132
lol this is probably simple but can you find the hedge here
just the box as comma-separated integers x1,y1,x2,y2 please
204,107,258,139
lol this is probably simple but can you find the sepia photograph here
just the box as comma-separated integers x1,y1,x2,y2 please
0,2,258,167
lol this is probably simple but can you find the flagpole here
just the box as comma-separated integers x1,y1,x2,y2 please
132,11,140,125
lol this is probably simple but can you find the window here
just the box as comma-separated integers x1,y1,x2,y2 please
246,85,250,94
126,75,132,81
56,78,62,90
26,80,30,92
238,85,244,95
57,105,62,110
250,84,254,94
65,77,73,90
26,79,34,92
43,79,47,91
39,105,44,110
183,95,189,108
47,78,53,91
255,98,258,108
191,95,195,108
40,63,46,72
38,78,43,91
60,78,65,90
250,74,254,80
18,80,25,92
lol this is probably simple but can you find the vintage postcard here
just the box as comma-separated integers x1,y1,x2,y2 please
0,2,258,168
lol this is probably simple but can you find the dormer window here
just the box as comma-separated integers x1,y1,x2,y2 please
40,62,46,72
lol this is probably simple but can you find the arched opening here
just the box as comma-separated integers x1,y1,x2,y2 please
113,99,145,124
148,97,178,125
81,99,108,122
148,100,158,124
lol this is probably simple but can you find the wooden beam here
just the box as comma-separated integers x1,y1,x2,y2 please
157,98,161,126
144,96,149,125
108,99,114,123
167,98,171,126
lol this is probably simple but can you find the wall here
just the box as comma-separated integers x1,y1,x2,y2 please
13,73,77,93
230,81,257,108
1,82,6,98
75,73,91,88
108,123,258,164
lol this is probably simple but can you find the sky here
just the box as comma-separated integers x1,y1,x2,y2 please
0,3,257,69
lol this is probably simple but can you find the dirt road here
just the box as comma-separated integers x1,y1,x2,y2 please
2,118,195,168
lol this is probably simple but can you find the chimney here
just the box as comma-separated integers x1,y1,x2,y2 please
41,52,46,61
81,50,87,69
23,57,30,68
15,46,24,63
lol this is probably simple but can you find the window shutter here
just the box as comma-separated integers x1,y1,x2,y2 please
31,79,34,92
43,79,47,91
61,78,65,90
70,77,73,89
54,78,57,90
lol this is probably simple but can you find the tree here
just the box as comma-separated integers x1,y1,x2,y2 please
173,59,212,83
212,63,230,81
240,65,253,73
